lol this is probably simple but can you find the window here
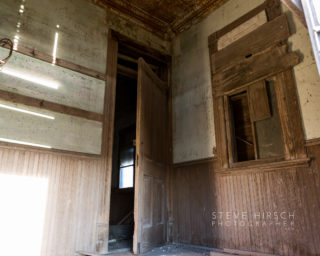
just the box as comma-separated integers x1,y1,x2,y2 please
302,0,320,75
208,0,308,170
226,80,284,163
119,147,135,189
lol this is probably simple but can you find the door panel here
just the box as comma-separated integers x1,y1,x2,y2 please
134,58,168,254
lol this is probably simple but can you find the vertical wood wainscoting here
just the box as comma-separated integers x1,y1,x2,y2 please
0,146,108,255
173,143,320,255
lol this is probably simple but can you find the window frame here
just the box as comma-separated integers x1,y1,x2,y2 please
208,0,309,171
224,77,286,168
118,145,135,189
301,0,320,75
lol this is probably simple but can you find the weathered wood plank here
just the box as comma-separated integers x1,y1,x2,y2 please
0,89,103,122
248,81,271,122
1,44,107,81
212,46,300,96
213,14,290,73
274,70,306,160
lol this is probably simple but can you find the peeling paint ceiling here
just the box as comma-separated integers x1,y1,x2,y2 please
90,0,229,40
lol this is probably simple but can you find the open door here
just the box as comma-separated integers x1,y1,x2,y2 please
133,58,168,254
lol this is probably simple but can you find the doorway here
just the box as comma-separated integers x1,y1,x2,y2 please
109,73,137,253
108,31,171,255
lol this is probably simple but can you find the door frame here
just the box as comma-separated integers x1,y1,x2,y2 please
105,30,173,254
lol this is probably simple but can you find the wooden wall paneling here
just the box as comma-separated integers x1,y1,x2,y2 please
264,172,277,254
0,147,109,255
308,147,320,253
172,142,320,255
241,175,253,251
230,175,240,249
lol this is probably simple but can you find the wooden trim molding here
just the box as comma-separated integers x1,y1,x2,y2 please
174,139,320,169
0,141,102,159
1,44,107,81
0,89,103,122
305,137,320,147
215,158,310,175
173,157,217,168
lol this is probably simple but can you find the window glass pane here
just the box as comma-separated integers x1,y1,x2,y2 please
255,81,284,159
0,0,107,73
119,166,134,189
0,99,102,154
120,147,135,167
0,48,105,114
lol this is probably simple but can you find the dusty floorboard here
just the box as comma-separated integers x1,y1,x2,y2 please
108,244,211,255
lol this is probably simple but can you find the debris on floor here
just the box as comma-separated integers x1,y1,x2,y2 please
142,244,211,255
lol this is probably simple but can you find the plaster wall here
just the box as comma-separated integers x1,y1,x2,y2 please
172,0,320,163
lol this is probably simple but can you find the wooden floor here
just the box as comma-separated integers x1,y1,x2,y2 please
106,244,211,255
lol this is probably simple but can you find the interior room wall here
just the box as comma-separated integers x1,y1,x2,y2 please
0,0,168,255
171,0,320,164
171,1,320,255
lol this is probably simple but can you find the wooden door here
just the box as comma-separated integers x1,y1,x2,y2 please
133,58,168,254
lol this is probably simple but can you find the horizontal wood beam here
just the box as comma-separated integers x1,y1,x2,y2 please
118,53,158,70
1,44,107,81
0,89,103,122
117,64,137,79
212,45,300,96
212,14,291,73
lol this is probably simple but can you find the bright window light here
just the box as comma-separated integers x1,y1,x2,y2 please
52,32,59,65
0,103,55,119
0,138,52,149
0,174,48,256
119,166,134,189
0,67,59,89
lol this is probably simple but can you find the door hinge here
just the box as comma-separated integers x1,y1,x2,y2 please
136,154,139,166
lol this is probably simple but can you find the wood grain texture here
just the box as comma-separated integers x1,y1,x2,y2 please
0,145,108,256
134,58,168,253
173,142,320,255
248,81,271,122
212,14,290,73
212,45,300,96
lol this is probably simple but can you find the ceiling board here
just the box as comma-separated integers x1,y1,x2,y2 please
90,0,229,40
